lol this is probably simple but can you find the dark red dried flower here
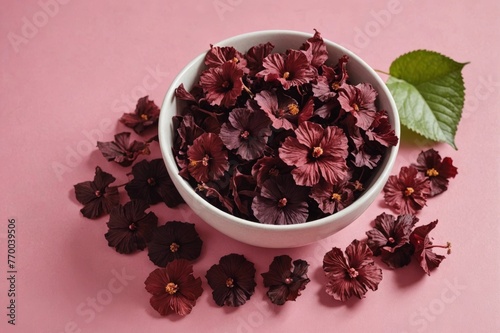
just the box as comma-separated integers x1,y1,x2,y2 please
148,221,203,267
310,180,354,214
104,200,158,254
257,50,316,90
74,166,119,219
144,259,203,316
125,159,184,208
279,121,349,186
366,213,418,268
219,107,272,161
254,89,301,131
338,83,377,130
383,166,431,215
365,110,399,147
410,220,451,275
312,55,349,102
204,45,248,72
261,255,310,305
230,168,257,217
206,253,256,307
187,133,229,183
411,149,458,197
301,29,328,68
323,239,383,301
251,174,309,225
251,156,292,187
97,132,150,167
245,42,275,76
120,96,160,134
199,61,244,108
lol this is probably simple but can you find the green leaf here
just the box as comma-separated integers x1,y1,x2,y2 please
386,50,468,149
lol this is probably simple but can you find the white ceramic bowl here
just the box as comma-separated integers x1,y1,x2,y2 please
159,30,400,248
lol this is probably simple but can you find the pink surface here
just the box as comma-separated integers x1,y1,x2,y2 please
1,0,499,332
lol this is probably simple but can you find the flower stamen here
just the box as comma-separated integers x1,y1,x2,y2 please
404,187,415,196
278,197,288,208
147,177,156,186
128,223,137,231
165,282,178,295
95,190,102,197
284,277,293,285
283,71,290,79
352,103,360,112
348,267,359,279
331,193,341,201
240,130,250,140
169,242,180,253
287,103,300,116
226,278,234,288
426,168,439,177
140,114,149,121
312,146,324,158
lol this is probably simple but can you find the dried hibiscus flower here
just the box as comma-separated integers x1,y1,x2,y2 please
279,121,349,187
125,159,184,208
323,239,382,301
74,166,119,219
410,220,451,275
366,213,418,269
206,253,256,307
199,60,244,108
219,107,272,161
104,200,158,254
120,96,160,134
148,221,203,267
383,166,431,215
97,132,150,167
257,49,316,90
186,133,229,183
251,174,309,225
411,149,458,197
310,180,354,214
144,259,203,316
261,255,310,305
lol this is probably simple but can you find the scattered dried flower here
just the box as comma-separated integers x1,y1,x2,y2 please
383,166,431,215
410,220,451,275
412,149,458,196
144,259,203,316
366,213,418,268
120,96,160,134
323,239,383,301
125,159,184,207
97,132,150,167
206,253,256,307
148,221,203,267
261,255,310,305
74,166,120,219
104,200,158,254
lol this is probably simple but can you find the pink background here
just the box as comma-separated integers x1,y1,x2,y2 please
1,0,499,332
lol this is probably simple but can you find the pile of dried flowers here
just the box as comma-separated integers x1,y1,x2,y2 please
73,30,457,316
172,30,398,224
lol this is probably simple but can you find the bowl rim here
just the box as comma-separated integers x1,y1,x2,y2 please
159,29,400,232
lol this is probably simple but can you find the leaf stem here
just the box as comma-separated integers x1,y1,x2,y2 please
374,69,391,76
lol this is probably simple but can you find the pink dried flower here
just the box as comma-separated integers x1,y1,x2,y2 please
323,240,383,301
199,61,244,108
279,121,349,186
383,166,431,215
257,49,316,90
